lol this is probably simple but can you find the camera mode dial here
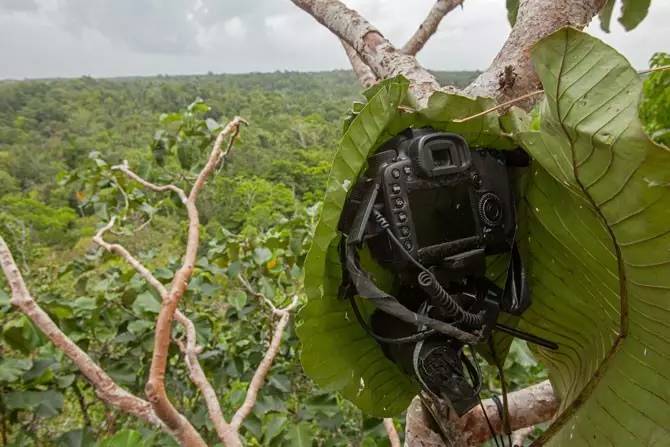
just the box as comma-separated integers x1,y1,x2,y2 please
478,192,503,227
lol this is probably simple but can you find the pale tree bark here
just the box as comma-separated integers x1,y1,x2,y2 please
384,418,402,447
341,39,377,87
464,0,608,101
290,0,441,106
401,0,464,56
405,381,558,447
141,118,246,445
93,218,241,447
0,237,161,429
230,278,299,431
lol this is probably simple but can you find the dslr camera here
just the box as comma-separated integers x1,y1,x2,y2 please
339,128,546,415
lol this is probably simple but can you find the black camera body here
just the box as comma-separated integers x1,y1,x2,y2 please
364,128,515,277
338,128,537,416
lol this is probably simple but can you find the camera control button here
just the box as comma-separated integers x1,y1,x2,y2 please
391,169,401,179
399,226,410,236
391,183,401,194
397,212,407,222
403,240,413,250
394,198,404,208
403,166,412,176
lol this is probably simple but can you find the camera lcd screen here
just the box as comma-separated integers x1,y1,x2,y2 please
408,185,477,248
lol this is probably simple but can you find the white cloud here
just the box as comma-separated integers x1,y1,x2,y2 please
0,0,668,79
223,16,246,39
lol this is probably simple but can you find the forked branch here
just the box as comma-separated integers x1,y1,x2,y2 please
231,278,299,430
94,219,240,447
290,0,440,106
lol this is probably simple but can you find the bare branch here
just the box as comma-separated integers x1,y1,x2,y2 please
238,274,277,312
465,0,607,103
383,418,401,447
341,39,377,88
94,217,239,446
290,0,441,106
0,237,161,428
112,161,188,204
112,117,246,445
401,0,464,56
175,314,242,447
230,292,299,431
405,380,558,446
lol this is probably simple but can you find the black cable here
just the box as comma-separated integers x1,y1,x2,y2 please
478,395,501,447
488,338,512,447
373,210,485,329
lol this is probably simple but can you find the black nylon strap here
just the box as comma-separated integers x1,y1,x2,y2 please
343,238,480,344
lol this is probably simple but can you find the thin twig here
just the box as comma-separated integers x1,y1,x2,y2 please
111,160,188,204
638,64,670,74
230,294,299,430
452,90,544,123
238,274,277,312
383,418,402,447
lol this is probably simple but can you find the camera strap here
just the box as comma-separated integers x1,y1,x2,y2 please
342,236,480,345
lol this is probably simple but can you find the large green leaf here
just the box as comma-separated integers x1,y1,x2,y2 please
298,76,418,417
298,76,523,416
513,28,670,445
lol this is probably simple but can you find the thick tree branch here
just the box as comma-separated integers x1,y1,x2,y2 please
405,380,558,446
290,0,441,106
464,0,607,102
0,237,161,429
401,0,464,56
340,39,377,88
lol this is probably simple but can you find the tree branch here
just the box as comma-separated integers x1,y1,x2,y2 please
401,0,464,56
230,293,299,431
290,0,441,106
107,117,246,446
142,117,245,441
0,237,161,429
383,418,401,447
405,380,558,447
340,39,377,88
94,217,241,447
464,0,607,102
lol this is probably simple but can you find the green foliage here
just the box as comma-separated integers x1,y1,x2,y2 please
640,52,670,146
1,71,433,445
511,27,670,446
598,0,652,32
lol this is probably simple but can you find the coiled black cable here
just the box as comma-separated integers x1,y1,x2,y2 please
372,209,484,329
418,269,484,329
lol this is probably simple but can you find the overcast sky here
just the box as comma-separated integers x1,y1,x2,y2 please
1,0,668,80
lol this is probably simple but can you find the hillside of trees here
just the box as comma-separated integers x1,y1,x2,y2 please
0,61,667,446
